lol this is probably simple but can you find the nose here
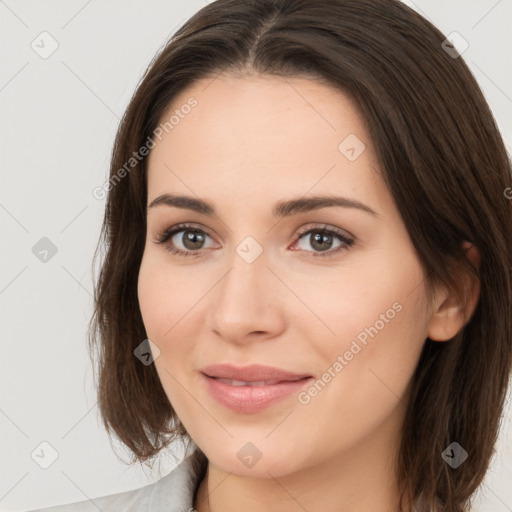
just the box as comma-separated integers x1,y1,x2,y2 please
208,245,286,346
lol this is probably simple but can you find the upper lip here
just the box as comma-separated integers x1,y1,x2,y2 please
201,364,311,382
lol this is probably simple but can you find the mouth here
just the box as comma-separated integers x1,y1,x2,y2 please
200,364,313,413
212,378,300,386
201,363,312,382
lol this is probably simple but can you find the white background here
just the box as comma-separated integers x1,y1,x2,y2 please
1,1,511,510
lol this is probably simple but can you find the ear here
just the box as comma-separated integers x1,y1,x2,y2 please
427,241,481,342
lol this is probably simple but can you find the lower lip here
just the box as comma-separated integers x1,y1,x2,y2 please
201,374,313,413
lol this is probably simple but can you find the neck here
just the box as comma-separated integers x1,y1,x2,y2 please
194,401,412,512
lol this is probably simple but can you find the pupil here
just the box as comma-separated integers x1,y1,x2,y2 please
312,231,331,252
184,230,204,249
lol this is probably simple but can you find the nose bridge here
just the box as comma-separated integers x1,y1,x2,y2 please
217,242,269,311
209,238,282,340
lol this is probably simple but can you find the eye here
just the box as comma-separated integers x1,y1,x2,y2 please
153,223,355,258
154,223,216,257
291,224,355,258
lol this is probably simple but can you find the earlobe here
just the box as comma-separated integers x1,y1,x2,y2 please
427,242,481,342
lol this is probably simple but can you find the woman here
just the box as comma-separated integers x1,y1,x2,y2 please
29,0,512,511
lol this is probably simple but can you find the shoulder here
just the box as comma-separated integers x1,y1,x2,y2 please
26,450,205,512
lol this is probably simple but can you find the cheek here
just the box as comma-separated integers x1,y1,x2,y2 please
137,255,199,403
137,257,168,339
293,276,428,454
309,264,428,404
137,253,201,340
290,257,425,355
300,254,430,412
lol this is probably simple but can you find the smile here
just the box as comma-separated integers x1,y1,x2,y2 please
200,364,313,413
215,378,284,386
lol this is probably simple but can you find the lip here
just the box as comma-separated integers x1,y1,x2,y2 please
201,363,311,382
200,364,313,413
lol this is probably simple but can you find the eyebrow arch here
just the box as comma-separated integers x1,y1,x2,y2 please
147,194,380,218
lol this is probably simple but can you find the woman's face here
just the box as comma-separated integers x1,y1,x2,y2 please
138,73,434,478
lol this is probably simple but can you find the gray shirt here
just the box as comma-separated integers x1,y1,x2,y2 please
26,452,202,512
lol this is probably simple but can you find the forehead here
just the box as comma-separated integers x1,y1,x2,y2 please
146,73,389,218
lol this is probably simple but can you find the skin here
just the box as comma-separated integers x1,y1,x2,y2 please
137,73,480,512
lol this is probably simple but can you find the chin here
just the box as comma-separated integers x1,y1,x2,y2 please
198,436,314,479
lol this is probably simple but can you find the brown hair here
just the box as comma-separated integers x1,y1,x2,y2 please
88,1,512,510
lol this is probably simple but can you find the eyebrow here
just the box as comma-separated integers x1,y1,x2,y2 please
148,194,379,218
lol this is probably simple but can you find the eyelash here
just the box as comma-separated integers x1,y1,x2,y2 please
154,222,355,259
